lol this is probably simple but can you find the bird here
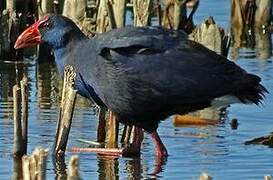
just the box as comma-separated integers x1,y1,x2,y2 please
14,14,267,158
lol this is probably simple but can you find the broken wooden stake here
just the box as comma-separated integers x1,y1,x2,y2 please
133,0,153,26
22,147,49,180
53,65,77,157
105,110,119,148
13,75,29,157
97,106,107,143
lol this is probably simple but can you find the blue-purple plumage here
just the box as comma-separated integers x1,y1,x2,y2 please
39,15,267,132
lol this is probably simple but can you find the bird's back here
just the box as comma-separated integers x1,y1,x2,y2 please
65,26,267,132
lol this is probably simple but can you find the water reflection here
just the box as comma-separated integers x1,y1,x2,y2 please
230,26,272,60
97,156,119,180
53,156,68,180
0,61,24,100
12,157,23,180
36,60,61,109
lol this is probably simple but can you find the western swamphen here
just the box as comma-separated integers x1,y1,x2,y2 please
14,14,267,158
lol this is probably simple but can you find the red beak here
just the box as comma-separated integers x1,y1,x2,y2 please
14,16,48,49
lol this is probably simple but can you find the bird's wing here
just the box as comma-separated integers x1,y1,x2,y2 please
93,26,188,54
91,39,259,118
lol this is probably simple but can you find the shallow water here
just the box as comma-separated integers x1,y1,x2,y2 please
1,0,273,179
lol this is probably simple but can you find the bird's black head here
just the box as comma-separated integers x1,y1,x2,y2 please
14,14,85,50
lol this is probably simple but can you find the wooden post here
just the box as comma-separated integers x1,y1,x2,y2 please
22,147,49,180
265,175,272,180
112,0,126,28
162,0,188,30
189,17,225,55
133,0,152,26
121,125,133,146
53,65,77,157
67,155,81,180
97,0,112,33
97,106,107,143
13,76,29,157
105,110,119,148
37,0,54,18
62,0,86,26
20,75,28,154
13,84,24,157
6,0,15,12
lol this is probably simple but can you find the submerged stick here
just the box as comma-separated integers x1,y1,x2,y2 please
54,65,77,157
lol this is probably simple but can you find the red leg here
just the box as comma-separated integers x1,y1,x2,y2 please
151,131,168,157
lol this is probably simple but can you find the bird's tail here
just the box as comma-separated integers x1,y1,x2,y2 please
235,74,268,105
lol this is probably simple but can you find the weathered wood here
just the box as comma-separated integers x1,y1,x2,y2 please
105,110,119,148
54,65,77,157
97,106,107,143
62,0,86,25
37,0,54,18
162,0,188,30
189,17,224,55
133,0,152,26
112,0,126,28
155,0,162,26
20,74,28,154
97,0,111,33
22,147,49,180
231,0,247,28
6,0,15,12
0,10,10,56
121,125,133,146
67,155,81,180
13,84,24,157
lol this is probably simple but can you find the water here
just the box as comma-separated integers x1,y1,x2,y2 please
1,0,273,179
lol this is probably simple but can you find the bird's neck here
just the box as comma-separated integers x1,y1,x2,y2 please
53,34,86,75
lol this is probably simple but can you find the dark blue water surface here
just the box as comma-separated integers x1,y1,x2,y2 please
1,0,273,179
